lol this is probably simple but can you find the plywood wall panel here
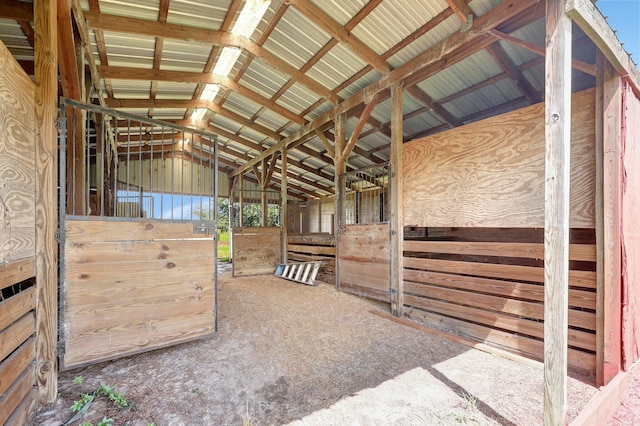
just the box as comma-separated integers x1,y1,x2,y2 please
232,227,281,276
403,89,596,228
0,39,36,263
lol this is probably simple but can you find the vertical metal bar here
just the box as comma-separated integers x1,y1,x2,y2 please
69,107,76,214
190,133,194,219
149,125,154,218
181,135,185,220
126,119,131,217
213,135,219,333
57,105,67,367
113,116,118,217
171,130,175,219
160,126,165,218
138,122,143,217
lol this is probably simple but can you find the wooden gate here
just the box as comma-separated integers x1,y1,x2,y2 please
58,100,218,369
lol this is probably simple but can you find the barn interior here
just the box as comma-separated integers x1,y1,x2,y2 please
1,0,639,424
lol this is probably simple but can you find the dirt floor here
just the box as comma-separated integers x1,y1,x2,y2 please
30,266,636,426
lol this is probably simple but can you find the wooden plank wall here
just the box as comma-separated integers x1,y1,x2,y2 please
338,224,390,302
232,227,281,276
287,234,335,283
403,228,597,374
403,89,596,228
622,80,640,367
62,219,216,369
0,39,38,423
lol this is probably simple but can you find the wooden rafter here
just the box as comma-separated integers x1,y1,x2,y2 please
315,130,335,160
489,29,597,76
83,11,337,103
148,0,170,118
0,1,33,20
406,85,462,127
341,98,379,162
287,0,389,73
101,69,304,124
445,0,472,24
57,0,81,100
486,42,542,104
87,0,113,98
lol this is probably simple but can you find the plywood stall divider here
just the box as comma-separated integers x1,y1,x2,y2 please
232,227,281,277
0,37,39,423
60,219,217,369
402,89,597,375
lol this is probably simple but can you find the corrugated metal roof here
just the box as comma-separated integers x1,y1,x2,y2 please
160,39,211,72
262,6,331,70
352,0,450,56
102,31,155,68
312,0,367,27
239,57,290,99
154,81,199,99
167,0,230,30
307,42,368,91
98,0,161,21
277,81,322,116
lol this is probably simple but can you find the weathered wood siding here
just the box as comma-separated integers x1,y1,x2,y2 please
403,228,596,374
61,218,216,369
403,89,596,228
232,227,281,276
287,234,335,283
0,39,37,423
622,81,640,367
339,224,390,302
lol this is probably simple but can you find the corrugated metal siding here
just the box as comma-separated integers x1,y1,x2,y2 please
0,20,32,59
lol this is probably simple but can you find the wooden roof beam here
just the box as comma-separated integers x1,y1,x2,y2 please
445,0,472,25
287,0,389,73
489,29,597,76
0,2,33,20
486,42,542,104
57,0,81,101
83,11,337,103
100,67,304,125
230,0,537,177
406,85,462,127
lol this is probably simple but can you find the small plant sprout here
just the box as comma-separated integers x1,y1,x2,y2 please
73,376,83,385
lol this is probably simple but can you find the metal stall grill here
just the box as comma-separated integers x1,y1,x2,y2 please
230,189,281,228
343,163,390,225
57,98,220,369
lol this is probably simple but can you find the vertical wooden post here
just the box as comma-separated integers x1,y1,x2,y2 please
34,0,58,403
595,51,605,387
261,158,268,227
281,148,288,263
544,0,572,424
601,56,623,384
390,83,404,316
334,112,346,290
238,173,244,227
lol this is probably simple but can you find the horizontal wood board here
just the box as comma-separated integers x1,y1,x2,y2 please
287,234,336,284
403,232,596,373
403,89,596,228
62,219,216,369
0,39,36,263
232,227,281,277
339,224,390,300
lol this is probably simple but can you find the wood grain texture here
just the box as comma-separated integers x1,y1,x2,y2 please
61,219,216,369
405,308,595,374
621,82,640,367
403,89,596,228
232,227,281,277
0,37,36,264
0,365,35,425
0,257,35,291
0,337,35,395
338,224,390,296
0,313,35,362
0,287,35,331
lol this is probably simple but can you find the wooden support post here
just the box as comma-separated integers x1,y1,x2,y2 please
543,0,572,424
281,148,288,263
595,51,605,388
34,0,58,403
261,158,268,227
238,173,244,227
390,83,404,316
334,112,346,290
601,56,623,385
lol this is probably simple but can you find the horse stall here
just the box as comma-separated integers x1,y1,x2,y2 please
0,37,38,425
401,88,597,374
57,100,219,370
